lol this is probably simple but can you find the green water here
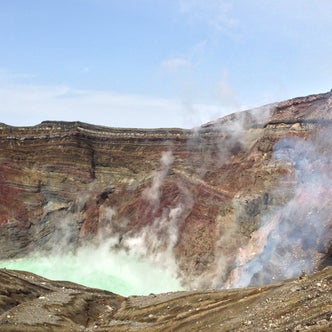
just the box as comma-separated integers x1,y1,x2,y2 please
0,246,183,296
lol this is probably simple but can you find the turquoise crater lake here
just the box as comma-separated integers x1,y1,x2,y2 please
0,246,183,296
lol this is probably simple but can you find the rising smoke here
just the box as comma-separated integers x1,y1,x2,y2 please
67,150,193,292
142,151,175,206
121,150,193,276
226,129,332,288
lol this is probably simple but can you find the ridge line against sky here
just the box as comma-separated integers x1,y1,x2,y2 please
0,0,331,128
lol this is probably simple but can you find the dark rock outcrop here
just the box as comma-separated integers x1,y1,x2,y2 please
0,91,332,289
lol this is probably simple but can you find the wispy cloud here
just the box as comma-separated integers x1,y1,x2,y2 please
0,82,235,129
178,0,237,31
214,70,239,108
161,57,192,70
0,67,37,82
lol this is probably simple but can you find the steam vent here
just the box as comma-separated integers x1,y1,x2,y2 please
0,91,332,331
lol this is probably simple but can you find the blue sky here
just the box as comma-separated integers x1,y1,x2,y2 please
1,0,331,128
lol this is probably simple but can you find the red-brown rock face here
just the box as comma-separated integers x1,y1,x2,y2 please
0,91,331,289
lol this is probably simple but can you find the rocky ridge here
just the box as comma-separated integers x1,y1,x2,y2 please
0,267,331,331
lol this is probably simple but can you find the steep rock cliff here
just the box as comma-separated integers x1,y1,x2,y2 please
0,90,331,288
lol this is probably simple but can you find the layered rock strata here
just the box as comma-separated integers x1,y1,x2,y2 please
0,90,332,288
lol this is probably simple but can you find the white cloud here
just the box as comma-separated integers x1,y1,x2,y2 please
0,83,235,129
161,57,192,70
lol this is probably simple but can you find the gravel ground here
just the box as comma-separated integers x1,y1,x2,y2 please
0,267,331,331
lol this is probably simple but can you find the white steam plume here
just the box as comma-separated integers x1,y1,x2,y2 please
125,150,193,277
226,129,332,288
142,151,175,206
92,150,194,284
